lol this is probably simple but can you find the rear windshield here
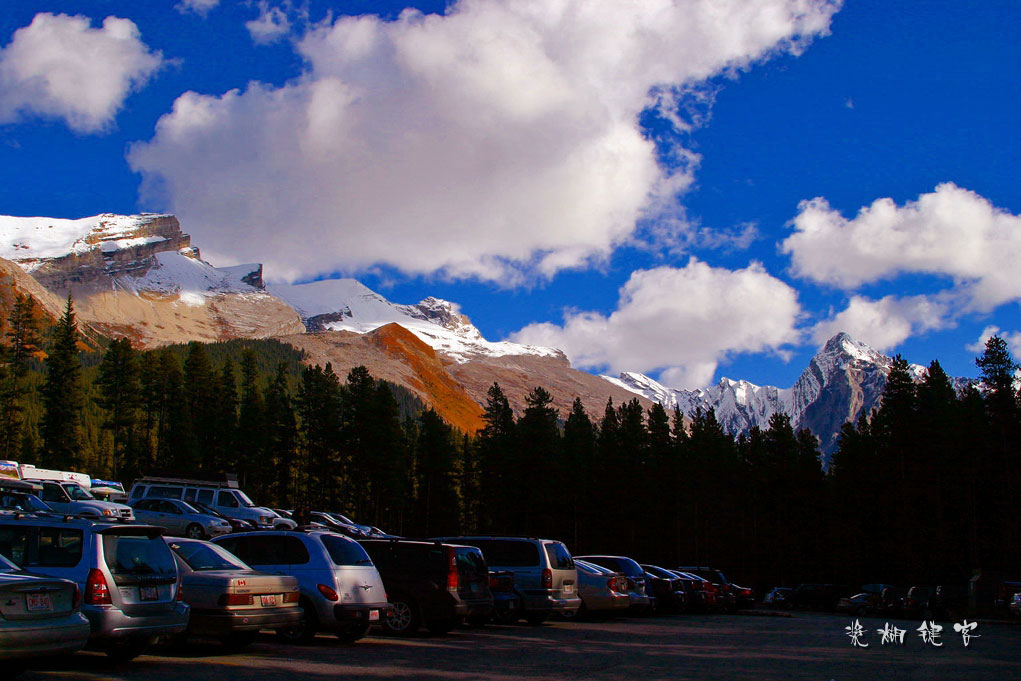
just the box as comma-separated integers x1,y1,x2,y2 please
464,539,539,567
544,542,574,570
455,547,488,577
321,534,374,566
103,535,177,581
170,540,248,571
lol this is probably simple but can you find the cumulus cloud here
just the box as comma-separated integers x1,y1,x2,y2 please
176,0,220,15
246,2,293,44
129,0,839,283
967,326,1021,357
0,13,163,134
782,183,1021,312
509,259,802,389
811,293,954,350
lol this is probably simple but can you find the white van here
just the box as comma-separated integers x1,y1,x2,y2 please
128,476,295,530
4,462,133,520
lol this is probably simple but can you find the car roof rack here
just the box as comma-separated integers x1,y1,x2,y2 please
133,474,239,489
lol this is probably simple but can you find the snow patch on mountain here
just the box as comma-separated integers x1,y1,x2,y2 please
0,213,173,268
118,251,262,299
270,278,562,363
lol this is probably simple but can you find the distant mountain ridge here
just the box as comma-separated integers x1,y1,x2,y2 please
603,332,972,453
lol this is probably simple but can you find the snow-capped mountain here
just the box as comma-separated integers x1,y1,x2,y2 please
270,278,563,364
604,332,957,453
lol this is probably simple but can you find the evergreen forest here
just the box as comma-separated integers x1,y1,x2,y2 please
2,294,1019,593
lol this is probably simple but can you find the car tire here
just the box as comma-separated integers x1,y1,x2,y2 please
277,600,318,645
185,523,205,539
106,636,153,662
221,631,258,651
525,612,548,626
382,596,420,636
335,622,370,643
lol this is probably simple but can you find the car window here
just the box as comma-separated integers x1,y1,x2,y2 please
320,535,371,566
455,547,487,578
169,540,249,571
183,488,197,502
0,525,31,565
544,542,574,570
217,491,240,508
36,527,83,567
160,500,180,514
178,500,202,514
41,483,68,503
197,489,214,505
63,484,94,501
282,536,311,564
466,539,539,567
129,485,146,500
103,535,177,580
146,486,183,499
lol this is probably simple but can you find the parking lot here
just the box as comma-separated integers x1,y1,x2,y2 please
20,612,1021,681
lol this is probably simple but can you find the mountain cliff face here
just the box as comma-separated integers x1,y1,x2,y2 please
0,213,304,347
604,332,968,454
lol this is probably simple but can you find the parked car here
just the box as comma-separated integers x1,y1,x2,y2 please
836,592,880,616
0,516,188,660
128,476,295,530
310,512,368,537
165,537,301,649
641,564,689,612
578,556,651,613
433,536,580,624
0,479,55,516
901,585,935,619
670,570,715,612
569,559,630,618
190,501,257,533
1009,592,1021,618
929,584,968,621
0,551,91,673
34,480,134,520
677,566,754,612
213,529,388,643
131,498,232,539
358,539,493,635
486,570,522,624
762,587,793,609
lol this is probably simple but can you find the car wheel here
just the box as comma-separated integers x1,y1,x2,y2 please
335,622,370,643
557,603,584,620
382,596,420,636
277,601,318,645
525,612,548,626
106,636,153,662
184,523,205,539
220,631,258,651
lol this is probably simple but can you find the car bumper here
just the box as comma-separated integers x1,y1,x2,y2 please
628,594,652,610
584,591,630,612
188,607,302,635
83,602,190,641
520,591,582,615
329,603,387,629
0,613,91,660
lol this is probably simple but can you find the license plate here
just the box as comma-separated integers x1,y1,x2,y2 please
368,609,380,622
26,592,52,612
139,585,159,601
563,584,574,594
260,594,277,607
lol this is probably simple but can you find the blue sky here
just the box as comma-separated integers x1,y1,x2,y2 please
1,0,1019,389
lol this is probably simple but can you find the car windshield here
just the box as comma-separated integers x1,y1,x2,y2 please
0,492,52,512
175,500,203,514
64,483,95,501
235,491,255,508
192,502,224,518
169,539,249,571
0,552,16,573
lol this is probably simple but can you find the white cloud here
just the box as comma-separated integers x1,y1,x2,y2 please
967,326,1021,357
0,13,163,134
811,293,953,350
509,260,803,389
246,2,292,45
782,183,1021,313
129,0,839,284
176,0,220,16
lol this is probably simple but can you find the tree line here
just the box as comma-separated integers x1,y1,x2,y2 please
2,294,1019,592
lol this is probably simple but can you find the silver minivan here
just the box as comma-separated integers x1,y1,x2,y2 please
433,536,580,624
0,516,188,660
213,530,388,643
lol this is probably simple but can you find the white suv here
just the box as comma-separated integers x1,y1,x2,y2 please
35,481,134,520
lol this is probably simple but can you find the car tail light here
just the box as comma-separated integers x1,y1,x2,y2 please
317,584,339,601
541,568,552,590
608,577,621,592
283,592,299,603
176,579,183,601
219,594,254,606
446,548,459,591
71,583,82,610
85,568,111,605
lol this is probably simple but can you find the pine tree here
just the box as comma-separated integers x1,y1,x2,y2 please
412,408,460,536
476,383,516,533
562,398,595,550
264,362,298,506
236,349,266,487
0,293,42,458
95,338,141,480
515,387,561,536
40,295,85,470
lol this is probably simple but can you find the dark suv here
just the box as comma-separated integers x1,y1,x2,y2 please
358,539,493,635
